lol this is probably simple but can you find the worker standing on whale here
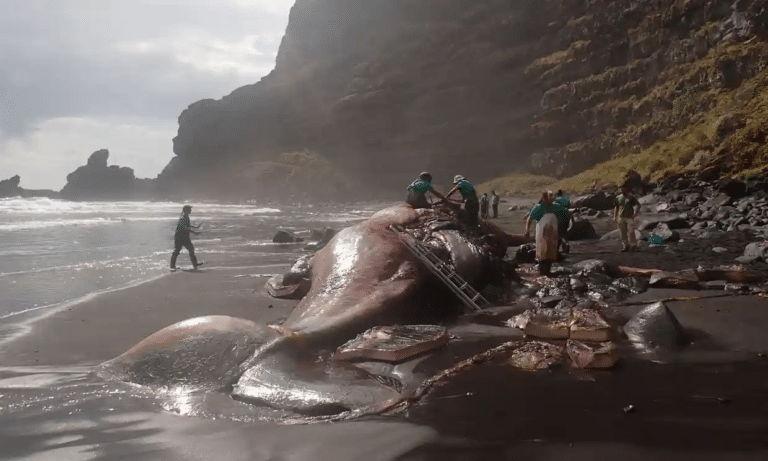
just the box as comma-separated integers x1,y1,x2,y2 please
406,172,446,209
445,175,480,228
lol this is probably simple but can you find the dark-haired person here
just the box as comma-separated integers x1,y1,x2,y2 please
406,172,445,209
445,175,479,227
170,205,202,270
491,190,500,218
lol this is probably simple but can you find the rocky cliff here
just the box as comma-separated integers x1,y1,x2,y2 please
160,0,768,199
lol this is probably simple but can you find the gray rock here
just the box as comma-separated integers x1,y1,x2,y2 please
716,178,747,199
623,302,688,348
738,241,768,263
272,229,304,243
567,219,599,241
572,191,615,211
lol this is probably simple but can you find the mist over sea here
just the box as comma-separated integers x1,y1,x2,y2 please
0,197,388,341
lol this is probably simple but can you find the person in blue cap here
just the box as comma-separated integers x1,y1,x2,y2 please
406,172,445,209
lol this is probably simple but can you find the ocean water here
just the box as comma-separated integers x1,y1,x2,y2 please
0,197,388,339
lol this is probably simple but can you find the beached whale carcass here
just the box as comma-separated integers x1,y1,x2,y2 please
97,203,520,415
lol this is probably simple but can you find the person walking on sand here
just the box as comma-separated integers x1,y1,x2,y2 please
613,183,640,252
406,172,445,209
491,190,500,218
479,193,489,219
170,205,203,270
445,175,480,228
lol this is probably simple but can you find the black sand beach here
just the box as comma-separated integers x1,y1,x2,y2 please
2,208,768,460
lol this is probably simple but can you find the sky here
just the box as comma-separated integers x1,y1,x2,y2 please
0,0,295,190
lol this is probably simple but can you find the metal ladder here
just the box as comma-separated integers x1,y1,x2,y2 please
390,225,490,312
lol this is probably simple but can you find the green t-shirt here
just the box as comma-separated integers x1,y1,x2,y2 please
614,193,639,218
529,202,570,223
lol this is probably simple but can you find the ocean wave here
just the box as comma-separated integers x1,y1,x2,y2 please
0,197,282,216
0,218,121,231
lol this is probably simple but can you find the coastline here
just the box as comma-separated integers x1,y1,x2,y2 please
2,203,768,460
0,266,300,368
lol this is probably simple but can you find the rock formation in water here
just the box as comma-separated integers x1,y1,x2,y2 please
0,175,60,199
158,0,768,199
60,149,156,201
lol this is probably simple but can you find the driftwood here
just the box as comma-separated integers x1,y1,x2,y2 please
613,293,748,306
617,266,766,284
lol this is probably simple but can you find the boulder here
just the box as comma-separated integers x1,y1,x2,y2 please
571,191,615,210
735,241,768,264
305,227,336,251
700,193,732,210
716,178,747,199
623,302,688,348
272,229,304,243
567,219,598,240
696,166,720,182
638,216,689,231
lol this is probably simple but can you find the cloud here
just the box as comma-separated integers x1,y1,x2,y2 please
0,0,295,184
2,116,177,190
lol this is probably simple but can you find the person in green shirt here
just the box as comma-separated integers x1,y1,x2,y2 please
613,183,640,252
524,191,570,239
170,205,202,270
406,172,445,209
445,175,480,228
524,190,569,275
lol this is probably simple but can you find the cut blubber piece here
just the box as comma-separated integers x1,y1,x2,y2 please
569,308,612,342
507,308,571,339
509,341,564,371
333,325,449,363
566,340,619,369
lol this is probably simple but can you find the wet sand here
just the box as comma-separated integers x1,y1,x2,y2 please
2,207,768,460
